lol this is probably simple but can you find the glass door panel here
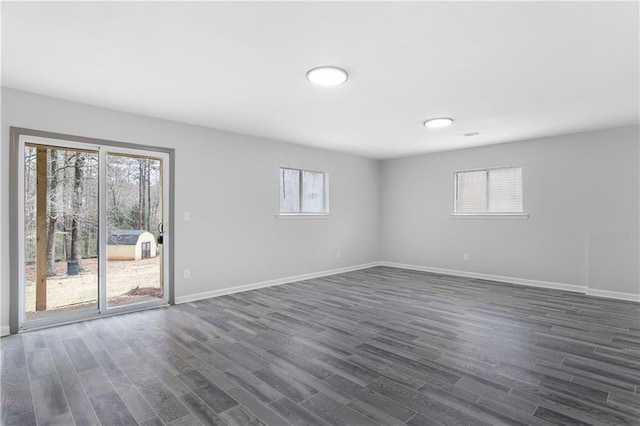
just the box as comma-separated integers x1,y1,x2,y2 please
23,144,99,321
105,153,164,308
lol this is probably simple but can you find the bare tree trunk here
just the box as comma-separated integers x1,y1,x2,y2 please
62,151,72,262
46,149,59,276
146,160,151,231
138,160,145,229
46,219,58,276
70,154,84,269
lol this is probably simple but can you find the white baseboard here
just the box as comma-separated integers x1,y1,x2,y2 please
1,326,10,337
380,261,588,294
174,260,639,305
586,288,640,303
381,261,640,302
175,262,383,304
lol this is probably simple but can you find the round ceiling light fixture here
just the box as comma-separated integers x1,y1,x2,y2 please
423,117,454,128
306,66,348,86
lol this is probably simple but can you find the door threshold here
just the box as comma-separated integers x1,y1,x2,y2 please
18,302,170,334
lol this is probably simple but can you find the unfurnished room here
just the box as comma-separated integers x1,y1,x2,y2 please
0,1,639,425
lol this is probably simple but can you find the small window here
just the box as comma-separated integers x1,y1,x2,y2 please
280,167,328,214
454,166,524,214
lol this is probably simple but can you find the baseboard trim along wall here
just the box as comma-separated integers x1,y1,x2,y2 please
1,326,10,337
175,260,639,306
586,288,640,303
174,262,383,304
381,261,640,302
381,261,588,293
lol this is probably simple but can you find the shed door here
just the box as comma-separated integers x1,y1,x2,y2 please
141,242,151,259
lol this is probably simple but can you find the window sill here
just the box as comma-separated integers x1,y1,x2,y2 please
450,213,529,220
277,213,332,220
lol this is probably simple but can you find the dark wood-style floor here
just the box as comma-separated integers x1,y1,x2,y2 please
2,266,640,425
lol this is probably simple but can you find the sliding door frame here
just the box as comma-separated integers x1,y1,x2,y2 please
101,147,170,314
9,127,175,334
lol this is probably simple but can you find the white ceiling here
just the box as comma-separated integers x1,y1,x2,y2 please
2,2,638,159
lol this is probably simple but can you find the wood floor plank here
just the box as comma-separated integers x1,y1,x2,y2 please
345,353,426,389
165,413,203,426
1,411,37,426
227,386,293,426
1,335,27,374
300,392,377,426
223,369,284,404
132,375,190,423
89,391,137,425
22,331,47,352
253,364,319,403
346,398,407,426
138,416,164,426
89,348,124,379
110,376,158,423
1,367,35,423
324,373,416,422
179,392,229,425
269,397,329,426
533,406,591,426
267,347,333,380
78,367,115,397
312,352,379,386
25,349,57,379
219,404,266,426
57,372,101,426
368,377,492,426
510,381,639,425
30,374,70,424
43,333,75,376
62,337,99,373
177,370,238,413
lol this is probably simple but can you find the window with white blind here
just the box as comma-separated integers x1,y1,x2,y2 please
279,167,328,214
454,166,525,215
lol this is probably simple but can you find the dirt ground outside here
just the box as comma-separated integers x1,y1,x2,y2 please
24,257,162,319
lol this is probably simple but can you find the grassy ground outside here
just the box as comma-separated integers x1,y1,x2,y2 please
24,257,162,319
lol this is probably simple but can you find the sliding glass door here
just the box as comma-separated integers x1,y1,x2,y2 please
16,133,171,331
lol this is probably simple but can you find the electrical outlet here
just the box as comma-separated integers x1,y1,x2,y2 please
463,253,469,261
183,269,191,279
336,250,341,258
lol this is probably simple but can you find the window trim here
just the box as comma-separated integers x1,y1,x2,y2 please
279,166,330,216
276,213,332,220
450,213,529,219
452,165,527,218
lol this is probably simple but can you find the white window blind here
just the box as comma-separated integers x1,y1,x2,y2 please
280,167,328,214
455,167,523,214
280,168,300,213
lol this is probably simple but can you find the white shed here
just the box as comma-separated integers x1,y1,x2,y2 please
107,230,158,261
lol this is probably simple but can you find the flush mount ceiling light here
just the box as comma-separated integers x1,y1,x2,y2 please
306,66,348,86
423,117,454,128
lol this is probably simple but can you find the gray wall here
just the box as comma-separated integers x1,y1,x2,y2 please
0,88,381,331
380,126,639,295
2,87,638,333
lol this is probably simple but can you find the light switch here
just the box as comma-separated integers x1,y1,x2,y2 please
184,211,191,222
